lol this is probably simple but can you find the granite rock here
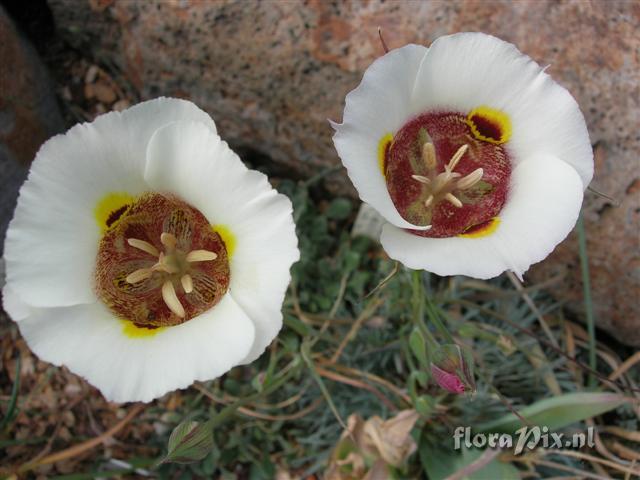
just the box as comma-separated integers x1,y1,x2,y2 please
0,5,64,255
47,0,639,345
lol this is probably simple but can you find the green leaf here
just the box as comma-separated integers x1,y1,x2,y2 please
420,437,519,480
409,327,428,368
478,392,626,433
162,419,214,464
326,198,352,220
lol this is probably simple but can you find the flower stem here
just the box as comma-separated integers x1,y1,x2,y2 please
576,212,597,387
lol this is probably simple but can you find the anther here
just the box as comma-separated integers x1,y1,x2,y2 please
446,144,469,172
160,232,177,250
422,142,437,170
412,175,431,184
424,194,434,208
181,274,193,294
162,280,185,318
126,268,152,284
186,250,218,263
127,238,159,257
456,168,484,190
445,193,463,208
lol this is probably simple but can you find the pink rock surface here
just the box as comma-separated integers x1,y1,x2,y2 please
48,0,639,345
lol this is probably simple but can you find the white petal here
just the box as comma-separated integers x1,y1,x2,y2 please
411,32,592,186
3,98,216,308
144,121,299,364
16,294,255,403
225,192,299,364
2,285,31,321
332,44,432,230
380,153,584,279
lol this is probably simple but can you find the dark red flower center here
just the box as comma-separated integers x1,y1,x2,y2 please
383,111,511,238
95,193,230,329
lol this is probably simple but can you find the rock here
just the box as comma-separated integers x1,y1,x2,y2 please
46,0,639,345
0,6,64,255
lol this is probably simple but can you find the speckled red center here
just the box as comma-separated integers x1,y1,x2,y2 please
95,193,230,328
384,112,511,237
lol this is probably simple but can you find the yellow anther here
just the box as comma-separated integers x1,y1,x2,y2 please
444,193,463,208
162,280,185,318
160,232,177,250
186,250,218,262
127,238,159,257
422,142,437,170
446,144,468,172
125,268,152,284
181,274,193,294
456,168,484,190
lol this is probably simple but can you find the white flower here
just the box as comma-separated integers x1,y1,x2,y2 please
2,98,299,403
332,33,593,279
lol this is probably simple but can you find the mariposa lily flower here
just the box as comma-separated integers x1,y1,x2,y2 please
332,33,593,279
2,98,299,402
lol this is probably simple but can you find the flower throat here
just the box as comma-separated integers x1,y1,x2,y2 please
95,193,230,329
381,111,512,238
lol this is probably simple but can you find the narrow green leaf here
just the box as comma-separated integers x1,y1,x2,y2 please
409,327,428,368
420,438,519,480
577,212,597,386
0,355,21,431
478,392,626,433
163,419,214,464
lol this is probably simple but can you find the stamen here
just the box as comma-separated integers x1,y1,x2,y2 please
424,194,434,208
162,280,185,318
447,144,469,172
126,268,152,284
186,250,218,262
445,193,463,208
181,274,193,294
160,232,177,250
422,142,437,170
127,238,159,257
411,175,431,184
456,168,484,190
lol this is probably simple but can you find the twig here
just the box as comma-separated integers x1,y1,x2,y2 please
330,296,384,363
195,384,323,422
444,448,501,480
587,185,620,206
522,458,610,480
377,27,390,53
507,271,559,348
315,365,397,410
610,351,640,381
324,362,412,405
550,449,640,477
17,403,145,473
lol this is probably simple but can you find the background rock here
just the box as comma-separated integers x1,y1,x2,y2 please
46,0,639,345
0,5,64,255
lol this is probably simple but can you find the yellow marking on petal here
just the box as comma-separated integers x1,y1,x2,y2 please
212,224,236,258
121,320,165,338
95,192,135,232
377,133,394,177
466,106,512,145
459,217,501,238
